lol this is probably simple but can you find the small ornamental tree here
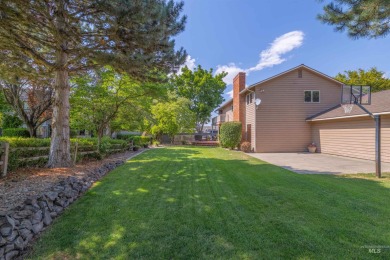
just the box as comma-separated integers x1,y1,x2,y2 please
219,122,242,149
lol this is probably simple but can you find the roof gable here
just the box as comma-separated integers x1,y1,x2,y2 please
240,64,344,95
217,64,344,111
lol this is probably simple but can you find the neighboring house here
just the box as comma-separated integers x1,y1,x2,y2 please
214,64,390,163
36,120,51,138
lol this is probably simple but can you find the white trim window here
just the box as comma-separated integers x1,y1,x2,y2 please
304,90,320,103
246,93,253,105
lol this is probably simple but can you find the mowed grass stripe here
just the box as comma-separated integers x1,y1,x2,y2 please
29,147,390,259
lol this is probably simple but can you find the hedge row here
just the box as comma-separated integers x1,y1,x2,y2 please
0,137,129,171
116,134,151,146
2,128,30,137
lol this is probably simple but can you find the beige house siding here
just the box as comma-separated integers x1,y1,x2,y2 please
245,94,256,150
312,115,390,163
382,115,390,163
221,102,233,122
254,68,342,152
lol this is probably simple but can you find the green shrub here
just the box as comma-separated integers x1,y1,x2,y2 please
0,137,129,171
219,122,242,149
2,114,23,129
117,134,151,146
2,128,30,137
70,129,78,138
141,136,151,144
116,134,136,141
0,137,51,147
131,136,141,145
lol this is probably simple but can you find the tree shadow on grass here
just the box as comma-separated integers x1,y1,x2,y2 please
28,147,390,259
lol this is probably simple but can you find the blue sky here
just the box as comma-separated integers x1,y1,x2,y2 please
174,0,390,101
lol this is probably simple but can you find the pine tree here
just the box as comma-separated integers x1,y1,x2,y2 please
318,0,390,39
0,0,186,167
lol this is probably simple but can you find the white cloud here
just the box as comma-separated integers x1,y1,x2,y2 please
215,31,305,85
215,63,244,85
248,31,304,72
177,55,196,75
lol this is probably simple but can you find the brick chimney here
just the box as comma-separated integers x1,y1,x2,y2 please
232,72,246,138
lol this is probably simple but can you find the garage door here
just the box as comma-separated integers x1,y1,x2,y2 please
312,117,385,162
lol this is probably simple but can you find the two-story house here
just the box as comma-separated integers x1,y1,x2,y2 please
215,64,390,163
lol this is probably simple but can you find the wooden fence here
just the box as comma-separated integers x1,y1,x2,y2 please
0,141,132,177
0,142,9,178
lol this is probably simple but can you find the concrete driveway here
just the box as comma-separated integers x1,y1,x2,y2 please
247,153,390,174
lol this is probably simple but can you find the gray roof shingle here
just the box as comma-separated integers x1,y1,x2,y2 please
307,89,390,121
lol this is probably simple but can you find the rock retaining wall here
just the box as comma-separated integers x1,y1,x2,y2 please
0,160,124,260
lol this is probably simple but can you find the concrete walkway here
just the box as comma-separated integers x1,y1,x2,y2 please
247,153,390,174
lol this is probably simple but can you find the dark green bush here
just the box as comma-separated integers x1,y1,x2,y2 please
219,122,242,149
141,136,151,144
132,136,141,145
116,134,136,141
70,129,78,138
2,128,30,137
2,114,23,129
117,134,151,146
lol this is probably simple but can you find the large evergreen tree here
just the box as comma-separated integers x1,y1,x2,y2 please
0,0,186,167
318,0,390,39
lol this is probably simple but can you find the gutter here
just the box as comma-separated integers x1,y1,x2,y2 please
307,111,390,122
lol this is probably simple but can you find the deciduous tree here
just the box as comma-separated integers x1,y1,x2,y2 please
318,0,390,39
151,92,196,142
0,79,53,137
0,0,186,167
172,66,227,132
71,67,162,151
335,68,390,92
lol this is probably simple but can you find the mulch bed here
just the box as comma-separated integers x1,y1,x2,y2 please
0,149,145,212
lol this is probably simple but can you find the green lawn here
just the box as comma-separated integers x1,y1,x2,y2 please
29,147,390,259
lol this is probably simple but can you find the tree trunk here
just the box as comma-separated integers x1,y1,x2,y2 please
47,65,72,167
26,123,37,138
97,127,104,153
48,1,72,168
200,122,205,133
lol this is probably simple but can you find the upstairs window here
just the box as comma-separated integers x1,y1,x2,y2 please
246,93,253,105
304,90,320,103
